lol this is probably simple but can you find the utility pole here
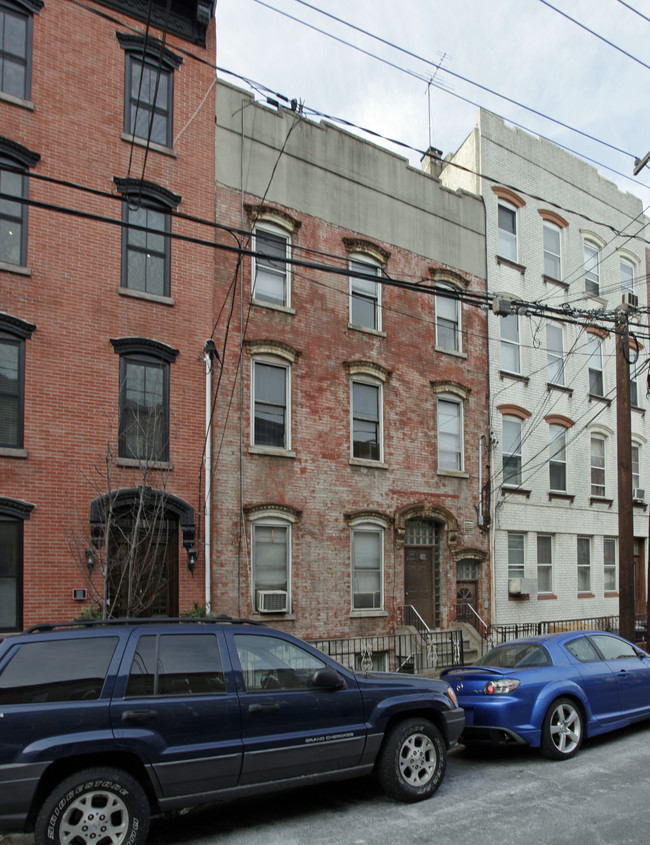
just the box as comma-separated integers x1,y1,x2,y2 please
615,305,634,642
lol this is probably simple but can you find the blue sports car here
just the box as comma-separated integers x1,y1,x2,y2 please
440,630,650,759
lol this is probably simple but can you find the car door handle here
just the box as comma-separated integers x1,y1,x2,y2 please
248,703,281,714
121,709,158,722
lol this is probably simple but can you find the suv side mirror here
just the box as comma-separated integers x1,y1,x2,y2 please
311,668,345,690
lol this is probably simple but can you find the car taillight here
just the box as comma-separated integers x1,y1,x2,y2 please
484,679,520,695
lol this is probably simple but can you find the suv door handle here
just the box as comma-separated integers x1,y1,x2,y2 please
248,703,280,714
121,709,158,722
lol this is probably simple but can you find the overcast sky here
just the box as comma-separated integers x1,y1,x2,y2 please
214,0,650,211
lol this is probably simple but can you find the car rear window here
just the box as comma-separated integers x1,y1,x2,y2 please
0,637,118,704
476,642,551,668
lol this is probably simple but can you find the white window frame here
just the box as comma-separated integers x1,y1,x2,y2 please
349,253,382,332
351,376,383,462
604,537,617,592
546,322,565,386
549,424,567,492
251,356,291,452
620,257,634,295
435,284,461,352
507,532,525,579
584,240,600,296
630,354,639,407
252,222,291,308
587,335,604,397
350,519,385,611
251,513,292,613
537,534,553,595
590,434,606,497
502,416,523,487
543,221,561,280
577,536,591,593
497,200,518,262
501,313,520,374
631,442,640,491
437,394,464,471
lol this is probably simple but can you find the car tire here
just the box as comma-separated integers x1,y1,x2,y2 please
540,697,584,760
34,767,150,845
376,717,446,802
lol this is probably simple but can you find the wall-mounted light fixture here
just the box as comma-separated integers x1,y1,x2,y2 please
85,547,96,572
187,548,197,576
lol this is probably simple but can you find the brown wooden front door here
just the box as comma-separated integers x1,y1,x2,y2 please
404,547,434,628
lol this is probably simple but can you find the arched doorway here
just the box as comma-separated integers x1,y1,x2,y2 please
403,517,440,628
89,488,195,618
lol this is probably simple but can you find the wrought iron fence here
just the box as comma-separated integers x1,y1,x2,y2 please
307,629,465,674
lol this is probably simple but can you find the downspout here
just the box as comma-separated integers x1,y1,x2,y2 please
204,339,217,611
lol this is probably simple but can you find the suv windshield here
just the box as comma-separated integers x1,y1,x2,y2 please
475,642,551,669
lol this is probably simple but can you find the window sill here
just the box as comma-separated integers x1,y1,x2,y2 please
251,298,295,315
0,447,28,459
0,261,31,276
548,491,574,502
249,446,296,458
437,469,469,479
347,323,386,338
350,609,388,618
577,592,595,599
121,133,177,158
116,457,173,470
250,613,296,621
604,591,619,598
633,499,648,510
349,458,388,469
501,485,531,498
434,346,467,359
508,594,530,601
119,287,174,306
496,255,526,274
589,496,613,507
499,370,529,386
537,593,557,600
588,393,611,406
583,291,607,306
632,405,645,416
547,382,573,396
0,91,34,110
542,274,569,289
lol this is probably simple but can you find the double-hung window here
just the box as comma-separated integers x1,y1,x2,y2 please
252,516,291,614
351,378,381,461
587,335,604,397
584,241,600,296
253,359,290,450
0,316,34,449
507,533,525,579
543,221,561,280
437,395,463,471
351,522,383,610
502,416,522,486
537,535,553,594
0,0,41,101
604,538,616,592
118,34,182,149
546,323,564,386
0,138,39,267
549,424,567,492
501,314,520,374
111,338,177,462
114,178,180,298
590,435,605,497
577,537,591,592
631,443,640,492
620,258,634,296
349,255,382,331
435,285,461,352
630,355,639,406
497,201,517,262
252,224,290,307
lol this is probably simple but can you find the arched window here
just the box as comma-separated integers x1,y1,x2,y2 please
247,507,297,614
349,516,386,611
252,221,292,308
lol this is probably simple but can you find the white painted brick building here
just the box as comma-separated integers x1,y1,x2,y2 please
443,109,650,628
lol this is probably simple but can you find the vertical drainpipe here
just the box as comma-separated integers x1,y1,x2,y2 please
204,339,217,611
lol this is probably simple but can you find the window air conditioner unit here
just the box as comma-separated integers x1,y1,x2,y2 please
256,590,288,613
633,488,646,502
622,292,639,308
508,578,537,596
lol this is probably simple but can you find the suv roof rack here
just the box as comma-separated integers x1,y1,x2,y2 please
23,615,267,634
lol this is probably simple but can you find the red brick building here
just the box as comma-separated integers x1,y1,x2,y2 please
1,0,216,628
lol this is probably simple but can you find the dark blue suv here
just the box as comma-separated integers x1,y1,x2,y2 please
0,618,464,845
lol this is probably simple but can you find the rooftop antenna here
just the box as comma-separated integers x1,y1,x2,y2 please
426,52,448,150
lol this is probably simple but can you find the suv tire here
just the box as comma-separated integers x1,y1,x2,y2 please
34,767,150,845
376,717,446,803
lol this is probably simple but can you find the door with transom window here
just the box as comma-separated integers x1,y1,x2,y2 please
404,518,440,628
